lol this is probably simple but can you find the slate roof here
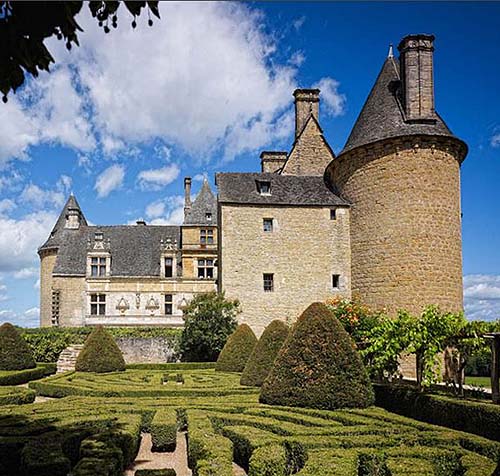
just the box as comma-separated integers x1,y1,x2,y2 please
341,56,466,156
216,173,349,206
184,179,218,225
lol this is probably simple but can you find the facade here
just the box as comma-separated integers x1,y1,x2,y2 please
39,34,467,334
38,179,218,327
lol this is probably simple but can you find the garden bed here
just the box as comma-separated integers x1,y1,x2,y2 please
0,386,35,405
0,363,56,386
0,366,498,475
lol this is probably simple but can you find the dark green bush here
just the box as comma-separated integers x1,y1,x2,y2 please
75,326,126,373
260,302,374,410
151,409,177,452
0,363,56,385
357,452,391,476
0,322,36,370
432,450,465,476
248,444,286,476
135,469,176,476
373,383,500,442
0,386,36,405
20,431,71,476
180,292,240,362
241,320,289,387
215,324,257,373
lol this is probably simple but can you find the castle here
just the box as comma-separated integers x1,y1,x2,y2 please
39,34,467,335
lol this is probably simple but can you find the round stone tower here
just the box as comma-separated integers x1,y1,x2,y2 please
325,34,467,315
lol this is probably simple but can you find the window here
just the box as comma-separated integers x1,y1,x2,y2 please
263,218,273,232
206,212,212,222
90,294,106,315
332,274,340,289
165,294,173,315
330,209,337,220
200,229,214,245
51,290,60,326
198,259,214,279
263,273,274,292
94,232,104,241
165,257,173,278
258,181,271,195
90,257,107,277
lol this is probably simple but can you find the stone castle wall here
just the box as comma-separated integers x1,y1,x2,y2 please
39,251,57,327
219,204,351,336
327,136,464,315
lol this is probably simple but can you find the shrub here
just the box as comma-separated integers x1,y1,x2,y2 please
180,292,240,362
248,444,286,476
240,320,289,387
75,326,126,373
357,452,391,476
151,409,177,452
216,324,258,373
0,386,36,405
260,302,374,410
135,470,176,476
0,363,56,385
0,322,36,370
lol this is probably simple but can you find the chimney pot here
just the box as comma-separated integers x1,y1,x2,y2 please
293,88,320,138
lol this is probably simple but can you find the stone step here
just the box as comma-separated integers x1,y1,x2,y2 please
57,345,84,373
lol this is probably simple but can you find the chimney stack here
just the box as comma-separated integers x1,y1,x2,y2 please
260,151,288,173
293,89,320,138
398,34,435,121
184,177,192,215
65,206,81,229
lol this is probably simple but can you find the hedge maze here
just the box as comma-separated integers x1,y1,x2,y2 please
1,366,500,476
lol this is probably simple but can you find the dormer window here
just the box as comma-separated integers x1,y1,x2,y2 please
206,212,212,222
95,232,103,241
165,257,173,278
90,257,107,277
258,181,271,195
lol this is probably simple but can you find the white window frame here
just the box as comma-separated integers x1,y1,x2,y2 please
198,258,214,279
165,294,174,315
87,254,110,278
90,293,106,316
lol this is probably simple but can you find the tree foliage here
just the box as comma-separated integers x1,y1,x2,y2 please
75,325,125,373
0,1,160,101
260,303,374,410
215,323,257,373
180,292,240,362
240,319,289,387
0,322,36,370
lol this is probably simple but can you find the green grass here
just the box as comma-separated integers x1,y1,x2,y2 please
465,376,491,388
0,366,498,476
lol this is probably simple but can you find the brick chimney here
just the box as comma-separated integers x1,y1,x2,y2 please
184,177,192,215
260,151,288,173
398,34,435,121
293,89,320,137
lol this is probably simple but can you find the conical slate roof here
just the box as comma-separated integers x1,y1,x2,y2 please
341,56,463,156
184,178,217,225
38,194,87,252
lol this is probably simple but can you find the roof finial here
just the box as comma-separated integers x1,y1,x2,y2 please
388,43,394,58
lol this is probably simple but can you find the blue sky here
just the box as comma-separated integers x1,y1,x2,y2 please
0,2,499,326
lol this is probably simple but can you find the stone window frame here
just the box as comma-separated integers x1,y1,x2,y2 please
161,251,177,279
332,274,340,290
89,293,106,316
200,228,214,245
165,294,174,315
263,218,273,232
51,290,60,326
330,208,337,220
263,273,274,292
87,252,111,278
197,258,215,279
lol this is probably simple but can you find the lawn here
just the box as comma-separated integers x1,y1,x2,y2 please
0,365,499,476
465,376,491,388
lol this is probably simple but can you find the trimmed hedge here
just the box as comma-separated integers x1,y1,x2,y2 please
241,320,289,387
20,326,181,363
215,324,257,373
21,431,71,476
248,444,287,476
0,386,36,405
75,326,126,373
135,470,176,476
127,362,215,370
151,409,177,452
0,362,56,385
374,383,500,443
0,322,36,370
260,302,374,410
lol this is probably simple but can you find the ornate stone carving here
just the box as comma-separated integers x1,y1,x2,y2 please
116,297,130,315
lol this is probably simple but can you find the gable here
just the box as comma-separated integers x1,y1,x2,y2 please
281,115,335,176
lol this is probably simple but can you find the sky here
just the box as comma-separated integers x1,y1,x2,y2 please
0,2,499,327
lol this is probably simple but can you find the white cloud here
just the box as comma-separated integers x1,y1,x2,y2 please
138,163,180,191
34,278,40,290
193,173,208,182
312,77,346,117
13,267,38,279
289,51,305,67
145,200,166,219
464,274,500,321
0,199,16,216
95,164,125,198
0,210,57,273
293,16,306,31
20,184,65,209
0,282,7,302
0,307,40,327
491,133,500,148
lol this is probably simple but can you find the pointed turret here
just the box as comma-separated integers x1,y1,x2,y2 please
183,178,217,225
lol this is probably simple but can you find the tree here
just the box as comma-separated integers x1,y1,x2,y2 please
215,324,257,372
0,1,160,102
180,292,240,362
240,320,289,387
260,303,374,410
0,322,36,370
75,325,125,373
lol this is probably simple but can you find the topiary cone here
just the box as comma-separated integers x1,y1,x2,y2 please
260,302,374,410
75,325,125,373
0,322,36,370
240,320,289,387
215,323,257,372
